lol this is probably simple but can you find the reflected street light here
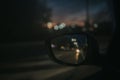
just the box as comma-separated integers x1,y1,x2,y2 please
47,22,53,29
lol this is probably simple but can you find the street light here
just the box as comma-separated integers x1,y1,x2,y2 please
47,22,53,29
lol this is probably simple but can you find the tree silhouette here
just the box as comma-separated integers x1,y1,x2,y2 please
36,0,52,26
1,0,52,43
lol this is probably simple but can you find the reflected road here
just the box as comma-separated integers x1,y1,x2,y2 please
53,49,86,64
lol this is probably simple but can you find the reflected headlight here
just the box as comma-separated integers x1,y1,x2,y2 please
76,49,80,53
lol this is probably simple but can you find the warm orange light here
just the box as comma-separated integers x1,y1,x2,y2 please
47,22,53,29
76,49,80,53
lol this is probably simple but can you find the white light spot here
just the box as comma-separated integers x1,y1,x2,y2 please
54,25,59,30
59,23,66,29
71,38,77,42
74,42,78,45
94,24,98,28
60,46,65,50
51,44,56,48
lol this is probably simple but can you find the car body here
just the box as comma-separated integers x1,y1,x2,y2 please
0,0,120,80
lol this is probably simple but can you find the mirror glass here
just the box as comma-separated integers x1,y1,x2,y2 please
51,34,88,64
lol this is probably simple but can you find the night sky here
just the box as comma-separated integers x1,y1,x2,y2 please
47,0,109,26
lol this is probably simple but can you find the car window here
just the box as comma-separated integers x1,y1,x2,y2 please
0,0,115,80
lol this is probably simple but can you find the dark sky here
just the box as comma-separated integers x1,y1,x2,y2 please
47,0,109,26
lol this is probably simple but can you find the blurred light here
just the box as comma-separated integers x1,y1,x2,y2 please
51,44,56,48
54,25,59,30
47,22,53,29
94,24,98,28
74,42,77,45
71,38,77,42
60,46,65,50
73,42,78,46
59,23,66,29
75,52,80,63
73,42,79,47
76,49,80,53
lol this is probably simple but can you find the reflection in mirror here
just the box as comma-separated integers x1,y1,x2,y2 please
51,34,88,64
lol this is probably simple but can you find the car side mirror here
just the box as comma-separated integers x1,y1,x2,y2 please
47,33,99,66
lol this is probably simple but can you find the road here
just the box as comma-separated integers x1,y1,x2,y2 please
0,41,103,80
0,54,102,80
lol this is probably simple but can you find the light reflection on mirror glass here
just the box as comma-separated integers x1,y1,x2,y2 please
51,34,88,64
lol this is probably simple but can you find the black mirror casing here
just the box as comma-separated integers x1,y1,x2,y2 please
46,32,100,66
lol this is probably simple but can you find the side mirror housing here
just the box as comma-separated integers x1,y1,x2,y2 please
47,33,100,66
